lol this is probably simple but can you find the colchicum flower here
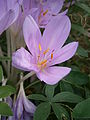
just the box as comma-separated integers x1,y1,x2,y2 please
14,82,36,120
0,0,21,35
31,0,65,27
1,82,36,120
12,15,78,85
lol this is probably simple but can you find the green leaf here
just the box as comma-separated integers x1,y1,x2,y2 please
28,94,48,101
72,24,90,37
45,84,57,100
0,66,3,82
0,85,16,99
34,102,51,120
65,71,88,85
52,92,84,103
0,102,13,116
60,81,74,92
52,103,69,120
77,46,88,57
72,98,90,119
76,3,90,13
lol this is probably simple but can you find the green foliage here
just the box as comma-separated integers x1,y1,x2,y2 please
72,98,90,119
65,71,89,86
45,84,57,100
34,102,51,120
0,102,13,116
0,85,16,99
28,94,48,101
77,46,88,57
72,24,89,37
52,103,70,120
52,92,84,103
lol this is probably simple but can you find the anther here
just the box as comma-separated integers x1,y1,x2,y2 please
51,53,53,59
43,48,49,55
43,10,48,16
39,44,42,51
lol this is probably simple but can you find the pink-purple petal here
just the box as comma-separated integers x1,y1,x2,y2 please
12,47,37,72
23,97,36,114
42,15,71,51
37,66,71,85
23,15,42,56
50,42,78,66
47,0,65,14
0,3,19,35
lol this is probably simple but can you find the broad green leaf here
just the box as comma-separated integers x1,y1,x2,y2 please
65,71,88,85
72,24,90,37
52,103,69,120
28,94,48,101
34,102,51,120
76,3,90,13
72,98,90,119
0,85,16,99
0,66,3,82
77,46,88,57
60,81,74,92
52,92,84,103
45,84,57,100
0,102,13,116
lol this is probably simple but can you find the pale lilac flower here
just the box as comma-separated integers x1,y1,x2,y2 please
1,82,36,120
14,82,36,120
0,0,21,35
12,15,78,85
31,0,65,27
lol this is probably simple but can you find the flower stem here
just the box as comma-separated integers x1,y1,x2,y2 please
16,71,35,86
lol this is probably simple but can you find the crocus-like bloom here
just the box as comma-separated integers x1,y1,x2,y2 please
12,15,78,85
31,0,65,27
1,82,36,120
0,0,21,35
14,82,36,120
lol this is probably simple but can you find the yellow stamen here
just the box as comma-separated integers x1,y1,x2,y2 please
43,63,47,68
40,59,47,65
43,10,48,16
43,48,49,55
39,44,42,51
51,53,53,59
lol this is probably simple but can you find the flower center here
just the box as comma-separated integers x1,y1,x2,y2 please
38,9,48,23
37,43,53,70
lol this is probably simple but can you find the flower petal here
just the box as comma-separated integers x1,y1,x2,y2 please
12,47,38,72
42,15,71,50
50,42,78,66
23,15,42,56
23,97,36,114
0,0,7,18
0,3,19,35
47,0,64,14
49,42,78,66
15,95,23,120
24,111,33,120
37,66,71,85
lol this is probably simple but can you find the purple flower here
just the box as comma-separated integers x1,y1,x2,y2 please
12,14,78,85
31,0,65,27
1,82,36,120
0,0,21,35
14,82,36,120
